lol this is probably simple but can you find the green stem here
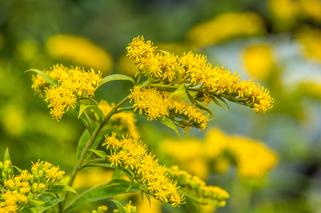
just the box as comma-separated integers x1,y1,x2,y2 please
150,83,199,91
60,96,129,212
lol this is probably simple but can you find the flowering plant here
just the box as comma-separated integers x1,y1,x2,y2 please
1,36,273,213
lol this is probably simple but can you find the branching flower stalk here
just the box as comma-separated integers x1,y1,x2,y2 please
27,35,274,213
61,96,129,211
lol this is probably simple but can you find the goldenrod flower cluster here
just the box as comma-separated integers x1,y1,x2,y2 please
187,12,265,47
297,27,321,62
113,202,136,213
242,43,276,80
129,87,208,129
98,101,140,140
0,160,65,213
205,129,278,178
46,34,113,72
167,166,229,208
127,36,273,117
32,64,102,120
92,205,108,213
104,134,183,206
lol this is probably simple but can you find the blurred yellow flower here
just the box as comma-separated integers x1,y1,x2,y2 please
162,127,278,179
46,34,113,73
297,27,321,62
1,104,25,137
117,55,138,76
297,80,321,100
161,139,208,178
187,12,265,47
205,128,278,179
73,168,113,189
242,43,276,80
268,0,300,29
268,0,321,30
137,197,161,213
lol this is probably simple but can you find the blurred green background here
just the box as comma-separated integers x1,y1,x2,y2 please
1,0,321,212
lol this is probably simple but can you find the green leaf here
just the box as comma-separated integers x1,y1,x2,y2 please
3,148,11,162
50,185,77,194
160,117,180,135
30,197,64,213
194,101,212,116
25,69,57,85
98,74,135,88
82,163,114,169
89,149,106,158
64,179,137,212
212,96,229,110
171,85,190,103
76,130,91,159
78,104,95,119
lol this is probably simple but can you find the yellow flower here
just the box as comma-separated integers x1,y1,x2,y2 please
205,128,278,178
268,0,300,29
46,34,113,73
117,55,138,76
98,101,140,140
127,36,274,115
92,205,108,213
297,27,321,62
129,87,209,129
242,43,276,80
168,166,229,208
297,80,321,100
187,12,265,47
161,139,208,178
0,160,65,212
129,87,170,120
137,197,161,213
268,0,321,30
32,64,102,120
104,134,183,206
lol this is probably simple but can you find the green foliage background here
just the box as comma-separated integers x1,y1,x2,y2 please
1,0,321,212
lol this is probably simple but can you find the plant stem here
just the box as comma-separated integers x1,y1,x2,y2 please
59,96,129,212
150,83,199,91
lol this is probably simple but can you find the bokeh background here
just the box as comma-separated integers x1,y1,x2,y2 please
1,0,321,212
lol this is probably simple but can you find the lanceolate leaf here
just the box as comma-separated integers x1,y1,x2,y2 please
160,117,180,135
89,149,107,158
98,74,135,88
64,179,137,212
3,148,11,162
25,69,57,85
76,130,91,159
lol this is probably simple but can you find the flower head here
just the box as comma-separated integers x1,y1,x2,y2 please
31,64,102,120
46,34,113,72
104,134,183,206
126,36,273,120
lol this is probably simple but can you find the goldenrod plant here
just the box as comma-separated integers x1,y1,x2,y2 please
6,35,275,212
